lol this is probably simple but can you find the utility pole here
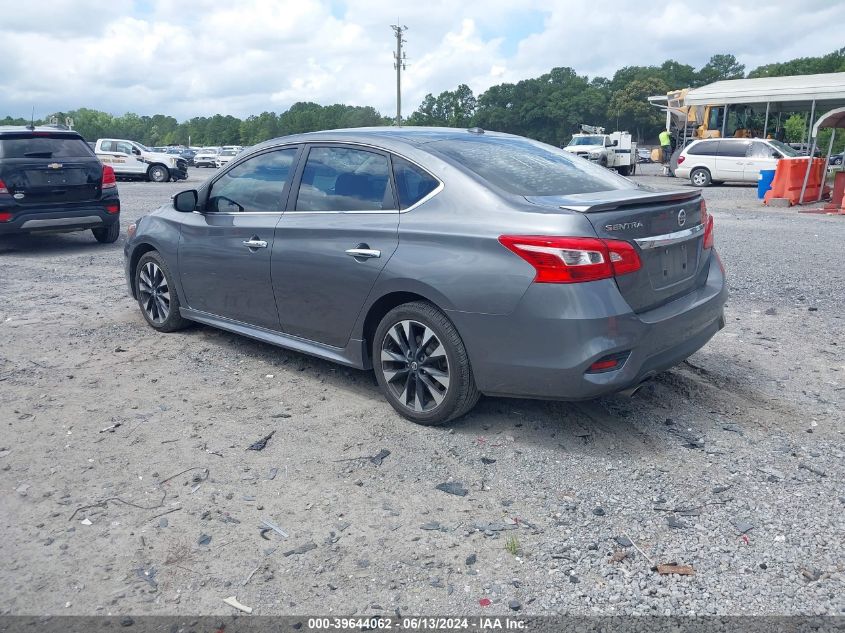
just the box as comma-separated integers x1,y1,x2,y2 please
391,23,408,126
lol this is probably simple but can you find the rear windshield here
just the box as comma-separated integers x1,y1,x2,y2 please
0,134,95,159
426,136,635,196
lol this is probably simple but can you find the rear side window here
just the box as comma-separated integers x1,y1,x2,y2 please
717,141,751,157
295,146,394,211
392,157,439,209
686,140,720,156
427,136,634,196
0,134,95,159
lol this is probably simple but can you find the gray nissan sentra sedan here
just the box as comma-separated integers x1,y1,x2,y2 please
124,127,726,425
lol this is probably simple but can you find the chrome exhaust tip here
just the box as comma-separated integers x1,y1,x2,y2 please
618,380,649,398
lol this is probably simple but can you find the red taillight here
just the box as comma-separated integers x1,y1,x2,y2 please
0,212,12,222
677,155,686,165
102,165,116,189
498,235,641,284
604,239,641,276
701,200,714,249
589,358,619,371
106,204,120,214
0,179,8,195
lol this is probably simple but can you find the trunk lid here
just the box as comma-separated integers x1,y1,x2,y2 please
525,188,709,313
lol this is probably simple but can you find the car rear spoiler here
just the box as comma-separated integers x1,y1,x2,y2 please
525,188,700,213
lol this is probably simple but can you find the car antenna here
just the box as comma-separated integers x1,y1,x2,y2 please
27,106,35,131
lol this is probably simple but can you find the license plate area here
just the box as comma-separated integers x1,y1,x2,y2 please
648,242,696,289
25,169,85,187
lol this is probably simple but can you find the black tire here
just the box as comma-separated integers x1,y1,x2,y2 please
373,301,479,425
147,164,169,183
690,167,711,187
92,220,120,244
629,160,637,176
134,251,189,332
834,157,843,166
618,164,632,176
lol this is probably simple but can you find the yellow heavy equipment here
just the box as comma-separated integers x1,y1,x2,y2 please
663,88,763,140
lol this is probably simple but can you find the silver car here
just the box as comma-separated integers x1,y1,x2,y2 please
124,127,726,425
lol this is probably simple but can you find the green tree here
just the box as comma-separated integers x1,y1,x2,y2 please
407,94,438,126
608,77,669,141
783,113,807,143
748,47,845,78
660,60,699,88
698,54,745,84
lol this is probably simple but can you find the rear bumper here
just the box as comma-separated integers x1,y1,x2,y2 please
0,204,119,235
449,251,727,400
674,167,691,179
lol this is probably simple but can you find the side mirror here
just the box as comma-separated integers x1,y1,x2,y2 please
132,148,141,155
772,152,782,159
173,189,198,212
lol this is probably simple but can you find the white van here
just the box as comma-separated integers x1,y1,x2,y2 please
675,138,801,187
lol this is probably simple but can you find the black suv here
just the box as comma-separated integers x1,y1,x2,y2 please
0,126,120,243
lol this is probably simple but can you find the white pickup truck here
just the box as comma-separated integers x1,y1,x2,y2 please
563,125,637,176
94,139,188,182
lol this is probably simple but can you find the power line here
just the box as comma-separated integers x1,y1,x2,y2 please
391,23,408,126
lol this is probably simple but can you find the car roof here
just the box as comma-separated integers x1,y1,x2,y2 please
690,137,769,143
251,126,521,152
0,125,83,137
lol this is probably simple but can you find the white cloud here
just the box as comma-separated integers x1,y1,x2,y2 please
0,0,843,120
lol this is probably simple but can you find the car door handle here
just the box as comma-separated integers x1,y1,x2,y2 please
243,239,268,249
345,248,381,259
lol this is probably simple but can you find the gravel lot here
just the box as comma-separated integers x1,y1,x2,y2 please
1,163,843,617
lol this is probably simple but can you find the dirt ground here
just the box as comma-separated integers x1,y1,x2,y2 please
1,164,843,617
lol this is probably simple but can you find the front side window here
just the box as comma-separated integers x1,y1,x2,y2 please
207,148,297,213
748,142,775,159
392,157,439,209
295,146,393,211
767,140,800,158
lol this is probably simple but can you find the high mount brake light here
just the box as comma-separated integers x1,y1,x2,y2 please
498,235,641,284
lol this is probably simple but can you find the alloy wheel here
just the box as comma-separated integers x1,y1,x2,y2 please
380,319,450,413
138,261,170,324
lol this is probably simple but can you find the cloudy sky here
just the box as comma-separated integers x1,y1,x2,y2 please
1,0,843,121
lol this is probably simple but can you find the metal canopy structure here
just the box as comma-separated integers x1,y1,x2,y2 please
812,106,845,136
650,73,845,192
684,72,845,111
799,106,845,204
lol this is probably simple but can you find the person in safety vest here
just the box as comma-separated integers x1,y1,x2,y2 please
659,129,672,164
